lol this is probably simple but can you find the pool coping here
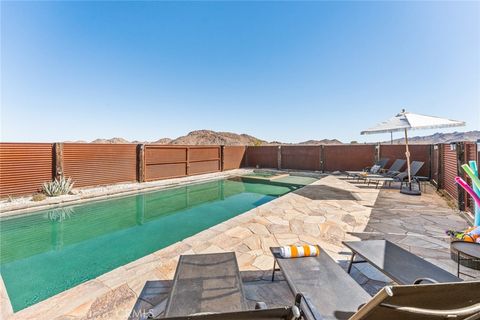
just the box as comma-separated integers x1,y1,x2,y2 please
0,169,321,319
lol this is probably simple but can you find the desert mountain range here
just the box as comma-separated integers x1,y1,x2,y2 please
81,130,479,145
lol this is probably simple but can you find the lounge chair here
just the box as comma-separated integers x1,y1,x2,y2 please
365,161,424,188
343,240,461,284
146,252,301,320
356,159,406,181
157,307,301,320
163,252,247,317
270,246,479,320
345,158,389,178
270,247,371,320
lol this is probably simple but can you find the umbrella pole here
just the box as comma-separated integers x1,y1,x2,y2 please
404,128,411,183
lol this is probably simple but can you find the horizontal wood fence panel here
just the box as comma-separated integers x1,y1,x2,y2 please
144,145,220,181
281,146,321,171
145,146,188,181
223,146,246,170
245,146,278,168
146,147,186,164
147,163,187,180
0,143,54,197
189,160,220,175
189,147,220,161
380,144,431,177
63,144,137,188
324,145,375,171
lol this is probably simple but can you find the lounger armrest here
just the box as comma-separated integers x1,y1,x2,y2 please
379,302,480,317
413,278,439,284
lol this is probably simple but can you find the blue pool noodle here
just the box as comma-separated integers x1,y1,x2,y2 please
470,160,480,226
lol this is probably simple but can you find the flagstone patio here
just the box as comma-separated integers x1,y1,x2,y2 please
3,174,476,320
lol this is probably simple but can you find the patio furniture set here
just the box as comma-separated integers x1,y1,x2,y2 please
346,158,426,191
137,240,480,320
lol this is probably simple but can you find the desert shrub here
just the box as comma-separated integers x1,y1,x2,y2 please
32,193,47,201
42,176,74,197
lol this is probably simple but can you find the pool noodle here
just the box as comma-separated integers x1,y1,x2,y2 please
455,176,480,208
461,164,480,190
468,161,480,226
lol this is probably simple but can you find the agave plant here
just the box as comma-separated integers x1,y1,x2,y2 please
42,176,74,197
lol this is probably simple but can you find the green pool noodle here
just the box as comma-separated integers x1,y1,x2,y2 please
462,164,480,191
469,160,480,226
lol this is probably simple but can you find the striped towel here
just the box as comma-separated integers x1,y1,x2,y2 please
279,245,320,258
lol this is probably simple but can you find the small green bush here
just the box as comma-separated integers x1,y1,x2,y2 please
32,193,47,201
42,176,74,197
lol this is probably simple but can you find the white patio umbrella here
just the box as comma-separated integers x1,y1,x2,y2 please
361,109,465,184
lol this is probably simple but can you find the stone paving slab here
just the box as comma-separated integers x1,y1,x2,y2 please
2,174,475,320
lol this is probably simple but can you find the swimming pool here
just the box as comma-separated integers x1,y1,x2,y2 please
0,176,314,311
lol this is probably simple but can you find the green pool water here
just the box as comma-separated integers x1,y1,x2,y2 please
0,177,313,311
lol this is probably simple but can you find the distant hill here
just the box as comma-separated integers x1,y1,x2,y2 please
91,137,131,144
152,138,173,144
168,130,267,146
385,131,480,144
80,130,479,145
298,139,343,145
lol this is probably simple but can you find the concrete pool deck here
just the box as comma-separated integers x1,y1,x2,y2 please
1,174,476,319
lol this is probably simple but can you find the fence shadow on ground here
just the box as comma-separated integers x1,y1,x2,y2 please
294,184,360,201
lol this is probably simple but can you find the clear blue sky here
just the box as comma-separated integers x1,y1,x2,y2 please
1,1,478,143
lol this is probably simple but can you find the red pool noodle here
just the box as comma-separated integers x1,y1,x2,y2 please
455,176,480,207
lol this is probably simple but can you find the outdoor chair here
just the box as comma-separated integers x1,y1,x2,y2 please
365,161,424,188
355,159,407,181
155,307,301,320
162,252,247,317
343,240,461,284
345,158,389,178
270,246,479,320
144,252,302,320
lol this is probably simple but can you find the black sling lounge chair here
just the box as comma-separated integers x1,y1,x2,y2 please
343,240,461,284
144,252,302,320
270,247,372,320
355,159,407,181
344,281,480,320
345,158,389,178
270,246,478,320
158,307,301,320
163,252,248,317
365,161,424,188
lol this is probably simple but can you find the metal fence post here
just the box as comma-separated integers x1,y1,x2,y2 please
277,145,282,170
320,145,325,173
220,145,225,171
137,144,145,183
456,142,466,211
53,142,64,180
